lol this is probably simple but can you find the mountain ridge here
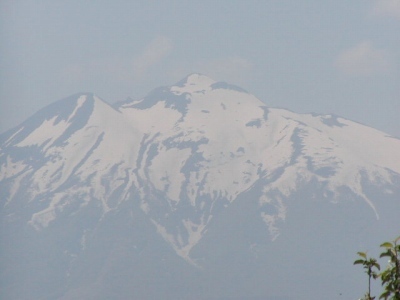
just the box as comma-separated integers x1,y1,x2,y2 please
0,74,399,300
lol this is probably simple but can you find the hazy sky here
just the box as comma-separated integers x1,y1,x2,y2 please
1,0,399,137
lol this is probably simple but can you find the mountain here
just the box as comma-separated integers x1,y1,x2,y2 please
0,73,399,300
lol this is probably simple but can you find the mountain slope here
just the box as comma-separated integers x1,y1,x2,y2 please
1,74,399,300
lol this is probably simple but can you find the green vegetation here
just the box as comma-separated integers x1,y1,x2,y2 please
355,237,400,300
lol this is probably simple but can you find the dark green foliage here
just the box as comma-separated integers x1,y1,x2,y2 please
354,251,380,300
379,237,400,300
355,237,400,300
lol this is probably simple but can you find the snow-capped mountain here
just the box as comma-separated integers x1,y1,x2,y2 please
1,74,399,300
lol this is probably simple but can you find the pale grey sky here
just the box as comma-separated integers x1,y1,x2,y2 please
1,0,399,137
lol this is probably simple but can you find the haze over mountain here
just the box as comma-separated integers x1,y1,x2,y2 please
0,74,399,300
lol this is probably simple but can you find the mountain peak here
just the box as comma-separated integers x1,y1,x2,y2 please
186,73,216,84
172,73,216,94
171,73,250,96
179,73,216,85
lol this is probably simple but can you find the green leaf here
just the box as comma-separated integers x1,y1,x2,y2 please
380,242,393,248
354,259,364,265
380,250,391,258
379,290,390,299
358,252,367,258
